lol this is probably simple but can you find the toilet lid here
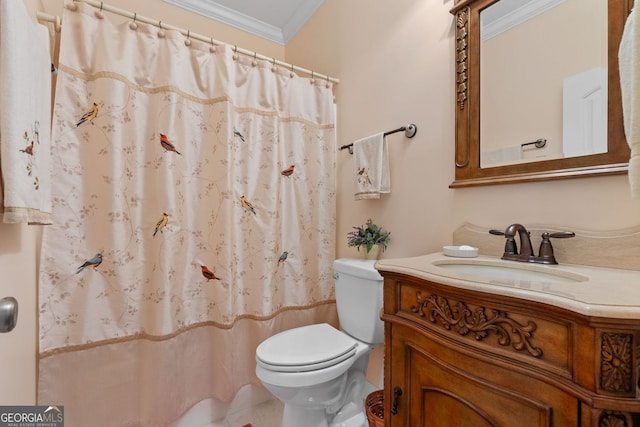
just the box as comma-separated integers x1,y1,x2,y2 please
256,323,358,372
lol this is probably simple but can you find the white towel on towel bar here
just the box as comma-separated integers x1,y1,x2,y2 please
0,0,52,224
353,133,390,200
619,7,640,199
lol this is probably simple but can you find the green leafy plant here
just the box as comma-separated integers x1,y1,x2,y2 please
347,219,391,252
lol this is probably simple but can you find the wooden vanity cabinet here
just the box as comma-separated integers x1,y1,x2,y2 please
380,271,640,427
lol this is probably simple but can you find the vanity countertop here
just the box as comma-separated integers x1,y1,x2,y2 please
375,253,640,319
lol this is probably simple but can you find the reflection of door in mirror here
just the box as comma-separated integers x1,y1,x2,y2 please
480,0,607,168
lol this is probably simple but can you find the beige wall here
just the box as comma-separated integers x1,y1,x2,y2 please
286,0,640,260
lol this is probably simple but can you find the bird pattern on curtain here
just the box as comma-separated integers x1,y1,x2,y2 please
41,85,336,343
66,100,306,296
37,3,336,425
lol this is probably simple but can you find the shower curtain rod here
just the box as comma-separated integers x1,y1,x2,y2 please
36,1,339,84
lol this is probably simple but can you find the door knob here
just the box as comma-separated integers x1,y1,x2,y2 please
0,297,18,333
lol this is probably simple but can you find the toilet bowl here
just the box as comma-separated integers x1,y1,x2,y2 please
255,259,384,427
256,323,372,427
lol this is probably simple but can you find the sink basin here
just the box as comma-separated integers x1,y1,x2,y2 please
431,259,589,285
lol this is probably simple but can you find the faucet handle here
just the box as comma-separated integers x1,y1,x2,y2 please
488,228,517,255
546,231,576,239
538,231,575,264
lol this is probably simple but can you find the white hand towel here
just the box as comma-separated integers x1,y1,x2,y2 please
353,133,390,200
0,0,52,224
619,7,640,199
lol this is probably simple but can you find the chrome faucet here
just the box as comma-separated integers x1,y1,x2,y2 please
489,224,575,265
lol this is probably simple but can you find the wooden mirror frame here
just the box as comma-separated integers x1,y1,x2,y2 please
449,0,633,188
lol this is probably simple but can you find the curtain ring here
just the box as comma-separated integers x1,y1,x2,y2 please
310,71,315,84
252,52,258,67
159,21,163,29
325,74,330,88
95,2,105,19
233,45,238,60
185,30,192,46
271,57,277,72
290,63,294,78
129,12,138,30
157,21,165,38
209,37,216,53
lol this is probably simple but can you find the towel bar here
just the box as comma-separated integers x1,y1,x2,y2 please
340,123,417,154
521,138,547,149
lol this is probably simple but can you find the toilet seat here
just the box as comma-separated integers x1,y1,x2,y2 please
256,323,358,372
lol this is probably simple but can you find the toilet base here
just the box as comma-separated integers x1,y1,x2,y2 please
281,404,367,427
283,405,328,427
329,402,367,427
278,370,369,427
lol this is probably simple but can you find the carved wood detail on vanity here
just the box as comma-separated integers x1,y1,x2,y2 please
598,332,635,397
394,277,573,376
597,410,632,427
410,291,543,358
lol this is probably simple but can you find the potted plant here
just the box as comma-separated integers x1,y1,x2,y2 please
347,219,391,259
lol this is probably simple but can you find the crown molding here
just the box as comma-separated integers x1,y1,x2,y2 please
163,0,285,44
481,0,566,41
163,0,324,45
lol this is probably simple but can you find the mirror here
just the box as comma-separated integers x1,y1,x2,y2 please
480,0,608,168
450,0,631,187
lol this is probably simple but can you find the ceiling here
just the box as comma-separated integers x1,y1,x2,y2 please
162,0,325,45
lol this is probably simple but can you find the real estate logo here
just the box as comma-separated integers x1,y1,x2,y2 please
0,406,63,427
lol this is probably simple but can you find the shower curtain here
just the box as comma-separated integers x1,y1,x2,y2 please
38,3,337,426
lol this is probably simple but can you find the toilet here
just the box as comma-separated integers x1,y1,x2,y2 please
255,258,384,427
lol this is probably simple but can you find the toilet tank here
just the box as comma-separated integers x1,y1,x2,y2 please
333,258,384,344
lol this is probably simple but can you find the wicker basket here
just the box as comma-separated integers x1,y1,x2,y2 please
365,389,384,427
